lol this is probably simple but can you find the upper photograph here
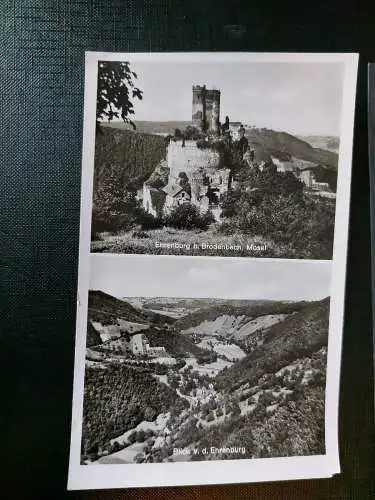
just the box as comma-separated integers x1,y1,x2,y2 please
84,53,357,260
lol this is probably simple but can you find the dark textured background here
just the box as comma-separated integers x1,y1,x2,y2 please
1,1,374,498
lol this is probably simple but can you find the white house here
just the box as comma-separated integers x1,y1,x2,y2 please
162,183,191,212
129,333,167,358
129,333,149,356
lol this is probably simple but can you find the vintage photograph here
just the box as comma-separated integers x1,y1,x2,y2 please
79,257,331,465
89,54,348,259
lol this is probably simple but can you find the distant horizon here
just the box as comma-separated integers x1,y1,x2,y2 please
103,119,341,140
111,60,345,136
91,289,330,303
89,256,332,302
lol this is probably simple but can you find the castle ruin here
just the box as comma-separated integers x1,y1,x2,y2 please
141,84,237,221
140,83,332,223
192,85,221,135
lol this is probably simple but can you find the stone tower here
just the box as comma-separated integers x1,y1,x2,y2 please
192,85,221,135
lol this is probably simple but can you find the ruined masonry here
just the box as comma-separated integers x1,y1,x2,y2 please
142,85,234,222
141,85,333,221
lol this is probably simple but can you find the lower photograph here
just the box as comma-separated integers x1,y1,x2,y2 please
75,254,333,465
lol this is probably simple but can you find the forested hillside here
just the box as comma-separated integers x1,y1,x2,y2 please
88,290,174,326
82,364,187,457
94,126,166,195
216,297,330,390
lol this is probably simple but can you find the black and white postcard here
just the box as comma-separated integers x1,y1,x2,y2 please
88,53,353,260
68,52,358,490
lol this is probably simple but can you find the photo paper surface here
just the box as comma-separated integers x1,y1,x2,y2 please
68,52,358,490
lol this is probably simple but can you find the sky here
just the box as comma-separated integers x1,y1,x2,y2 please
125,61,345,136
89,255,331,302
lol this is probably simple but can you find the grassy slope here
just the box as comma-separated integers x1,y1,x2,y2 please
245,128,338,168
216,297,330,390
174,300,308,331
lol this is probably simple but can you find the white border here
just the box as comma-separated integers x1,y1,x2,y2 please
68,52,358,490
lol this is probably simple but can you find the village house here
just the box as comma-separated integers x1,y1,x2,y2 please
129,333,167,358
298,168,330,191
162,182,191,211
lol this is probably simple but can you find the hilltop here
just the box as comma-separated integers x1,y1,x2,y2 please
92,122,337,260
88,290,174,326
101,120,191,136
101,121,338,169
244,127,338,169
297,135,340,153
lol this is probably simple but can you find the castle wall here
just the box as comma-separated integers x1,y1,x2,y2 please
167,140,221,178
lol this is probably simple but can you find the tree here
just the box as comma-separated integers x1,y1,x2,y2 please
164,203,215,231
96,61,143,129
183,125,204,140
92,165,141,233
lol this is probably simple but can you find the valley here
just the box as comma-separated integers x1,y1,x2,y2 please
81,292,329,464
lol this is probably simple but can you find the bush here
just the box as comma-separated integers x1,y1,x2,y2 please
144,407,157,421
216,407,224,417
132,230,149,239
164,203,215,231
134,453,145,463
136,430,146,442
175,359,187,370
183,125,205,140
258,391,274,406
137,209,164,230
127,431,137,444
